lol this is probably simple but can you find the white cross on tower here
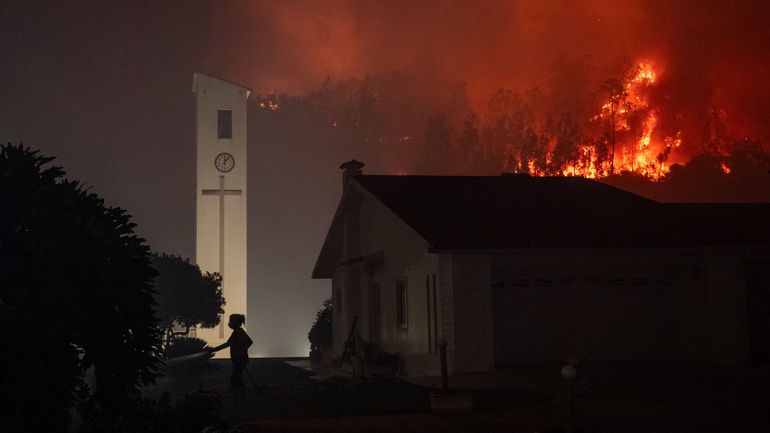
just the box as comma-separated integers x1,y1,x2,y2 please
201,175,242,337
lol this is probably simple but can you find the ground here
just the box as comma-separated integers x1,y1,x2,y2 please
144,359,770,432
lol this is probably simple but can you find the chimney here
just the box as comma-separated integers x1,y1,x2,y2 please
340,159,365,190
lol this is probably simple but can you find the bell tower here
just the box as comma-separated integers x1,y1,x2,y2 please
193,73,250,355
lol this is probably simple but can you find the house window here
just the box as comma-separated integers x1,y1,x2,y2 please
218,110,232,139
396,279,408,328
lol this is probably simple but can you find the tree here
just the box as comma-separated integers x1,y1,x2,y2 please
0,144,163,432
150,253,224,341
419,115,454,174
601,77,628,174
458,112,483,174
308,298,332,359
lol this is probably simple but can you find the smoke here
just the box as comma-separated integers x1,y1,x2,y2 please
201,0,770,147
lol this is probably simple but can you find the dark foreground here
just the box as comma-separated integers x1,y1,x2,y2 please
146,359,770,433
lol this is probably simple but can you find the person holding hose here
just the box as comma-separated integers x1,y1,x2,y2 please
207,314,253,405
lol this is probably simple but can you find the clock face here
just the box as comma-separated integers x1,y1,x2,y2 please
214,152,235,173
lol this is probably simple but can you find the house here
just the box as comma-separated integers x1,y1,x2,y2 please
312,160,770,375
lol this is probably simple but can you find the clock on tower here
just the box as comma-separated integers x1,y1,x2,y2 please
215,152,235,173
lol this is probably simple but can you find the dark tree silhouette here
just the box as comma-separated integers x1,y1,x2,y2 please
457,112,483,174
308,298,332,360
551,114,583,174
0,144,163,432
150,253,224,341
420,115,454,174
601,77,628,174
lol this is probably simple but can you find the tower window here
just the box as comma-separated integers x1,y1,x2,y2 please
218,110,232,139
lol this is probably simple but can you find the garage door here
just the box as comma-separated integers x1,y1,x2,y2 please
492,269,677,365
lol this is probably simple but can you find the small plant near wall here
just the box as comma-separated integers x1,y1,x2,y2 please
308,298,332,364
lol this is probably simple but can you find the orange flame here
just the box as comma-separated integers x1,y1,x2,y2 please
556,61,681,181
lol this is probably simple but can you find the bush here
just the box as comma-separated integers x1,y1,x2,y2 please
308,299,332,356
165,337,209,359
163,337,218,381
151,253,224,341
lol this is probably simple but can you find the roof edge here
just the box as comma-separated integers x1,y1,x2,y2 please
192,72,252,97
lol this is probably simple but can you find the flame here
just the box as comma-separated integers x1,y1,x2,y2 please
554,61,680,181
631,62,656,85
257,97,281,110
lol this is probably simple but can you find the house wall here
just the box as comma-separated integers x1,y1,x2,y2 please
447,254,495,373
330,188,441,374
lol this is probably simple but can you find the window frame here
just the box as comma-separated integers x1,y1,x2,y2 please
217,109,233,139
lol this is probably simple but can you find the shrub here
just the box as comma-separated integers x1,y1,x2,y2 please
163,337,218,381
308,298,332,355
165,337,210,359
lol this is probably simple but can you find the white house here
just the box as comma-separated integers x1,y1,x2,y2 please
313,161,770,375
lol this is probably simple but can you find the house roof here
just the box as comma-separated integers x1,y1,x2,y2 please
313,174,770,278
353,175,770,250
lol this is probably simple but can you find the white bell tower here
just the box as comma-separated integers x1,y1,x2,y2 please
193,73,250,355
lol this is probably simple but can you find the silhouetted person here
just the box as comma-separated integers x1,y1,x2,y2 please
207,314,253,403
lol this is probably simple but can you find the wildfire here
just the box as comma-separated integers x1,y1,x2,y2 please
631,62,656,85
555,61,681,181
257,97,280,110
